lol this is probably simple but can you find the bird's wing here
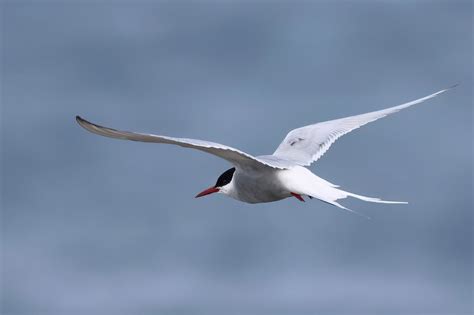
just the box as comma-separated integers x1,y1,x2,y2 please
273,86,456,166
76,116,287,170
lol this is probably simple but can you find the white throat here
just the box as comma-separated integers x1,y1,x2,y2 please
218,178,237,198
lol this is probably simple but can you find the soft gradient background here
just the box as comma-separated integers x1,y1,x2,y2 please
1,1,472,314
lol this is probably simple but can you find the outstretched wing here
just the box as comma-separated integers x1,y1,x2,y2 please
273,86,456,166
76,116,287,170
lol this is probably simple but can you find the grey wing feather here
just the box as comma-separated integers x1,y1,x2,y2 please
76,116,288,170
273,86,456,166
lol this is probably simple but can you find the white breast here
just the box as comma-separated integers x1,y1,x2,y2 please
223,168,292,203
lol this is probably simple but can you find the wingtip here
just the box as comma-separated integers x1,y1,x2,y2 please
443,83,460,91
76,115,93,130
76,115,92,126
430,84,459,97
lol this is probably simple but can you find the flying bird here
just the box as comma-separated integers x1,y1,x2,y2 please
76,86,455,217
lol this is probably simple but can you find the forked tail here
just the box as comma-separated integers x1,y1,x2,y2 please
310,188,407,219
284,167,407,219
344,191,407,204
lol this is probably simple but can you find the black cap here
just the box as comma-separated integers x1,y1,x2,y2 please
215,167,236,188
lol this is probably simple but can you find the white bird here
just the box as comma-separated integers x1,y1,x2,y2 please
76,86,455,217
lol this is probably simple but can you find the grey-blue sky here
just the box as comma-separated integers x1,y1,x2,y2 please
1,1,472,314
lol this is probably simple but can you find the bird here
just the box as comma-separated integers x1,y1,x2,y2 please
76,86,455,217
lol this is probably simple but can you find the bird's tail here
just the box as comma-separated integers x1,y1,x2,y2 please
283,167,407,218
309,188,407,219
343,191,407,204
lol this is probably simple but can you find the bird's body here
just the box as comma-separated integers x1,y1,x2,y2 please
76,86,455,216
224,163,329,203
227,164,400,214
224,164,290,203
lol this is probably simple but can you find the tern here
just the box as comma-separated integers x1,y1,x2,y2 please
76,86,455,217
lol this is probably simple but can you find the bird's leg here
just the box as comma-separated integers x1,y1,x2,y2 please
291,192,305,202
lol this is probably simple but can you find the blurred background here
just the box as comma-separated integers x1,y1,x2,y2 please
1,1,472,314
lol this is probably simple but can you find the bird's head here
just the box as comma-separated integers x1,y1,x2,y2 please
195,167,236,198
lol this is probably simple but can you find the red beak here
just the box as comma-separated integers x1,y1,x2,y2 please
195,186,219,198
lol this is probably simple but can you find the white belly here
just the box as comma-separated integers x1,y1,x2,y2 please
228,169,291,203
226,166,339,204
